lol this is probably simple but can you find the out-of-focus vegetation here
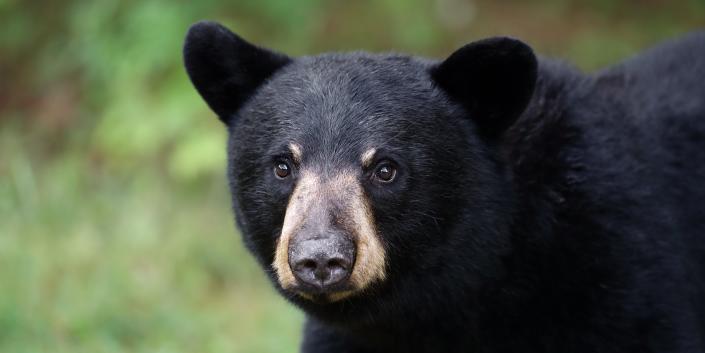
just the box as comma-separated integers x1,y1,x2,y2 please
0,0,702,352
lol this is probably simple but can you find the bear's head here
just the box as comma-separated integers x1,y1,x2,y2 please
183,21,537,323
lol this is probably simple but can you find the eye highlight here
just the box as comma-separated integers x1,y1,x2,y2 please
373,162,397,183
274,161,291,179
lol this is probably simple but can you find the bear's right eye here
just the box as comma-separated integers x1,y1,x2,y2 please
373,162,397,183
274,162,291,179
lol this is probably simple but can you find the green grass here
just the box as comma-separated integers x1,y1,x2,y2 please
0,131,304,353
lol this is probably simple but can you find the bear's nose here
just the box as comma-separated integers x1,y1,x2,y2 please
288,235,355,292
291,252,351,288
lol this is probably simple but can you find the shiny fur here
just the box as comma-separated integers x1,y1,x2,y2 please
184,22,705,352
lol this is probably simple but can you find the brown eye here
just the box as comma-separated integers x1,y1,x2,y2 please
274,162,291,179
375,163,396,182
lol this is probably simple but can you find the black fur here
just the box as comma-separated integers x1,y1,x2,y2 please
183,22,705,353
183,21,291,123
431,37,538,137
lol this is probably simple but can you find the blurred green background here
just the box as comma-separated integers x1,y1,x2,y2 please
0,0,703,352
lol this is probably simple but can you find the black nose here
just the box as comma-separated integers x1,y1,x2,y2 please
291,253,351,288
289,236,355,292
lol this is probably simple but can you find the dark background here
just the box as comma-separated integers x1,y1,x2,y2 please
1,0,703,352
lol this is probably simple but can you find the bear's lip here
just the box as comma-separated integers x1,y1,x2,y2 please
290,280,356,302
292,278,353,295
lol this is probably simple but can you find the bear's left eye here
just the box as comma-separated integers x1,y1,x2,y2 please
274,161,291,179
373,162,397,183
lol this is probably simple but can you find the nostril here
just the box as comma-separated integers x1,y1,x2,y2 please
302,259,318,271
324,257,351,286
292,258,326,288
327,258,347,271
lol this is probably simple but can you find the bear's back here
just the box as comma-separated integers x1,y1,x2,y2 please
590,31,705,245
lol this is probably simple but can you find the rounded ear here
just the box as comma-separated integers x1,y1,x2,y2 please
431,37,537,137
183,21,291,125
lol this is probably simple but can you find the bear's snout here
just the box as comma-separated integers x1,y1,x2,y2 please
288,231,355,292
272,168,387,301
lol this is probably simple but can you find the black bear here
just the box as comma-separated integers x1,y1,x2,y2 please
183,21,705,353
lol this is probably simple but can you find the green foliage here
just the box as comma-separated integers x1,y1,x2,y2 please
0,0,702,352
0,132,304,353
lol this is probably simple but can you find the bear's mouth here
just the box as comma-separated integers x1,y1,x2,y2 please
292,282,357,303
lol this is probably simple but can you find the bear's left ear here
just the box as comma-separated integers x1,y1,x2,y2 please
183,21,292,125
431,37,537,137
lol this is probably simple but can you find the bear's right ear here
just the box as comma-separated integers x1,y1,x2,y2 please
183,21,291,125
431,37,537,138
